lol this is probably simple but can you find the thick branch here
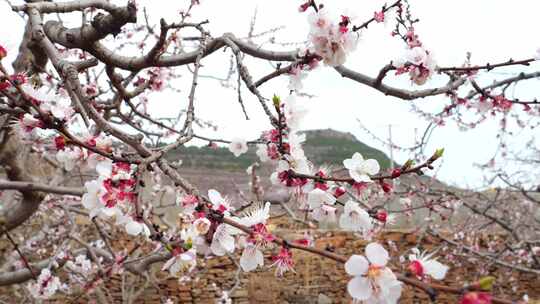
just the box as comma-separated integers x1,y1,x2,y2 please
42,2,136,49
0,133,46,231
0,180,83,196
335,66,467,100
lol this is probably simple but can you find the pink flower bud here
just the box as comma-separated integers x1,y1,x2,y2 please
460,292,492,304
334,186,346,198
408,260,424,277
380,181,393,193
0,45,7,59
374,11,385,23
298,2,310,12
54,136,66,150
376,209,388,222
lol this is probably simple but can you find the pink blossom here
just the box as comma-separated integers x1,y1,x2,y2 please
271,247,295,276
374,11,385,23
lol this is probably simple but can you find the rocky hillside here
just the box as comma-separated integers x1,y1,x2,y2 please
166,129,394,170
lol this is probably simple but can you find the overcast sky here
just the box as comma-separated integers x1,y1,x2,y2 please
1,0,539,188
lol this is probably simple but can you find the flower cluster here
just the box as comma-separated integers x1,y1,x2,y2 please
65,254,93,274
393,29,436,85
24,85,74,121
305,8,359,67
9,84,75,140
146,67,172,92
339,200,372,235
288,48,321,91
471,94,513,114
263,95,311,194
81,160,147,236
55,131,113,171
13,113,44,139
165,185,276,275
28,268,63,299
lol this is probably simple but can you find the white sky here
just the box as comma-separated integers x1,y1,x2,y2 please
1,0,539,188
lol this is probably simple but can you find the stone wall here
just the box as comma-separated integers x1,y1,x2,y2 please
105,229,539,304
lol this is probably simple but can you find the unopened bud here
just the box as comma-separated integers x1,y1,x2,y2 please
478,276,496,291
272,94,281,107
402,159,414,170
433,148,444,159
334,186,346,198
0,45,7,59
380,181,393,193
376,209,388,222
391,168,401,178
298,1,311,12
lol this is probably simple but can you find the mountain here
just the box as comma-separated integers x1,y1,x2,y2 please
166,129,394,170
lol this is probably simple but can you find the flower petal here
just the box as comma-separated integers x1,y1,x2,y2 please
386,282,403,304
423,259,449,280
96,159,113,177
352,152,364,162
220,232,236,252
349,170,365,183
210,239,226,256
208,189,222,206
365,242,389,266
240,245,264,272
343,158,355,169
125,220,142,236
344,255,368,276
339,213,352,230
356,208,373,231
343,200,355,213
347,276,372,301
361,159,380,175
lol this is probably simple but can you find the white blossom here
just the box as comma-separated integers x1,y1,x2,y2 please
256,144,271,162
124,218,150,236
208,189,233,215
228,138,248,157
288,65,308,91
240,243,264,272
40,97,74,120
345,243,402,303
210,224,236,256
343,152,380,182
162,249,197,276
339,200,372,233
283,94,307,131
237,201,271,227
307,188,336,209
56,147,82,171
311,204,337,226
408,248,449,280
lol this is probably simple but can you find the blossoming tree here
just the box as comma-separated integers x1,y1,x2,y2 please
0,0,538,303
